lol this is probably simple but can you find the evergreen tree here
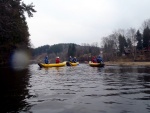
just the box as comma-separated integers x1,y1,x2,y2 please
118,35,127,55
136,30,143,50
67,44,76,57
143,26,150,49
67,44,71,57
72,44,76,56
0,0,36,47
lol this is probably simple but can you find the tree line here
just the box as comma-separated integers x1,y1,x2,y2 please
102,19,150,61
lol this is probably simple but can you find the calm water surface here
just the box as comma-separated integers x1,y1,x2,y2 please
0,64,150,113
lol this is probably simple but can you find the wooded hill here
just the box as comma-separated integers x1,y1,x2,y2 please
31,43,101,63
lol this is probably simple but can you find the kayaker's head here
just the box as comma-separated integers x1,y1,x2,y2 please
70,56,72,58
57,56,59,58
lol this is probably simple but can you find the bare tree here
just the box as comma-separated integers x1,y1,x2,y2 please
102,35,118,61
126,28,137,61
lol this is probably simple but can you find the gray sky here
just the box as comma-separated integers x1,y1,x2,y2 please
25,0,150,48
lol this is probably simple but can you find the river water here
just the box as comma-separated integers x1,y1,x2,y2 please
0,64,150,113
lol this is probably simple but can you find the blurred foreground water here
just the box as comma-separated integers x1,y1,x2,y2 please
0,64,150,113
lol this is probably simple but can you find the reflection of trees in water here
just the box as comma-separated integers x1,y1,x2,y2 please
103,66,150,96
105,66,150,74
143,75,150,82
103,66,150,88
135,67,150,83
0,68,32,113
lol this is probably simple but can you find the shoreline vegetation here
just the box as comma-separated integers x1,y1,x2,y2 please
105,61,150,66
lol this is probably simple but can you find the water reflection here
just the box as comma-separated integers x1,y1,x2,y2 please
103,66,150,102
0,67,31,113
38,66,65,76
105,66,150,74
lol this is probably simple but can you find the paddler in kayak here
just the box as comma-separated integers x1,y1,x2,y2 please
96,55,103,63
44,56,49,64
68,56,73,62
72,57,77,63
55,56,60,63
91,56,97,63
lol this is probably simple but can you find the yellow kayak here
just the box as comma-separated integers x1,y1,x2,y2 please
38,62,66,68
89,61,105,67
66,62,79,66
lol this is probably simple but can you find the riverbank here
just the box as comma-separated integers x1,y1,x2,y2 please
105,61,150,66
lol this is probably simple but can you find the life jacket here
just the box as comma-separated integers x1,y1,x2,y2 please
92,57,97,63
56,58,60,63
44,57,48,64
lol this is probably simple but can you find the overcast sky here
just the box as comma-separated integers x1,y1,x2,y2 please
25,0,150,48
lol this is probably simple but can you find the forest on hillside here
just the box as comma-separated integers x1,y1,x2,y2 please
31,43,101,63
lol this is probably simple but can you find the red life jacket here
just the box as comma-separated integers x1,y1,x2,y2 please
56,58,60,63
